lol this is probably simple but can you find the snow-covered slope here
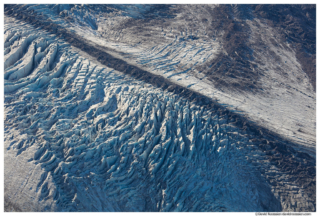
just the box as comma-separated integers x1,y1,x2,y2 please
3,4,316,212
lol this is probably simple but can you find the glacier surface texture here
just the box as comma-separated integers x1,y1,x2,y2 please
3,4,316,212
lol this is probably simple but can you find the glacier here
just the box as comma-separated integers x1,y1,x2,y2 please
3,4,316,212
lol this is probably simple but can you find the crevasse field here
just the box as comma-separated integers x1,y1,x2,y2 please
3,4,316,212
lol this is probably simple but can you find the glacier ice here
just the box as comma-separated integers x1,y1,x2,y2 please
3,5,316,212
